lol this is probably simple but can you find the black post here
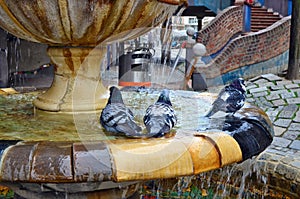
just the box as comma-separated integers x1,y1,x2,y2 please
287,0,300,80
197,16,203,31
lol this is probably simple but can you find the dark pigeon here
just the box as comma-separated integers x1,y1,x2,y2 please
143,89,177,137
205,78,246,118
100,86,142,136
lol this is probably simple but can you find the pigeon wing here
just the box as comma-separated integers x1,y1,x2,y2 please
144,103,177,137
100,103,141,135
224,89,245,113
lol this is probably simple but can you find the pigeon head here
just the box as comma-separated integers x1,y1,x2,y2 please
157,89,172,106
108,86,124,104
230,78,246,93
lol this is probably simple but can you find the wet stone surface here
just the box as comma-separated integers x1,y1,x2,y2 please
246,74,300,190
73,142,112,182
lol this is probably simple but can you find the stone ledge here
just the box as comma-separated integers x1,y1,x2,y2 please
0,104,273,184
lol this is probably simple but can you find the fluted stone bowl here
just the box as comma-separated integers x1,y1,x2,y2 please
0,0,186,113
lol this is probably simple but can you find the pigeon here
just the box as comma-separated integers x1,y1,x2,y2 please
143,89,177,137
100,86,142,136
205,78,246,118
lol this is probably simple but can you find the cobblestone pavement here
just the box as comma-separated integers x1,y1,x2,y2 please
244,73,300,186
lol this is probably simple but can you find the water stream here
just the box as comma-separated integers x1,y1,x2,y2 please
138,158,284,199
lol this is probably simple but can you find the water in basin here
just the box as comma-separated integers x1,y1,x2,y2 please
0,89,213,142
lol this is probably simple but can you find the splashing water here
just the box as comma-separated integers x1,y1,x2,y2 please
138,157,289,199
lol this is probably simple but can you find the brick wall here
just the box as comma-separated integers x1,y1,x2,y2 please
196,6,244,55
194,4,291,85
200,16,291,80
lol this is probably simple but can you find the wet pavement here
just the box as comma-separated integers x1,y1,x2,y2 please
243,74,300,187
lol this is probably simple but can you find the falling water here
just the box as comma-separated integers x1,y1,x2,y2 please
7,36,22,87
138,157,274,198
165,5,188,85
165,45,184,84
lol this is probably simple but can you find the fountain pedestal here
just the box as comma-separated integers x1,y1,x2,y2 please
33,47,108,113
0,0,183,113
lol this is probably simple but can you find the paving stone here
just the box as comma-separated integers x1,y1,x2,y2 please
292,88,300,97
255,161,266,169
280,92,296,99
252,91,268,98
266,110,279,117
246,93,253,97
268,116,276,123
270,85,285,91
270,89,291,96
289,123,300,131
283,131,300,140
273,126,286,136
246,98,255,103
272,99,287,107
285,83,300,90
294,151,300,158
266,93,281,101
263,82,276,88
264,102,274,108
248,87,268,93
291,161,300,169
286,98,300,105
246,84,258,90
268,153,284,161
292,79,300,84
274,118,292,128
278,104,299,119
284,165,298,180
288,149,299,154
257,152,273,160
275,163,287,175
261,74,283,81
281,156,294,164
290,140,300,150
257,96,273,107
277,80,293,86
294,111,300,123
266,161,277,172
272,137,292,147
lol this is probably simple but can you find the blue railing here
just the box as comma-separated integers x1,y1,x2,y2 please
188,0,233,14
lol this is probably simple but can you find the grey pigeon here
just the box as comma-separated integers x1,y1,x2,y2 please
100,86,142,136
205,78,246,118
143,89,177,137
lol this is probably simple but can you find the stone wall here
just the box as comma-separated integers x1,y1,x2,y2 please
196,6,244,55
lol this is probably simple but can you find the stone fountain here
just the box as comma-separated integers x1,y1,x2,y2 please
0,0,186,113
0,0,274,198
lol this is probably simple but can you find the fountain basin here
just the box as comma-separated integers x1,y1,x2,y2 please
0,89,273,197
